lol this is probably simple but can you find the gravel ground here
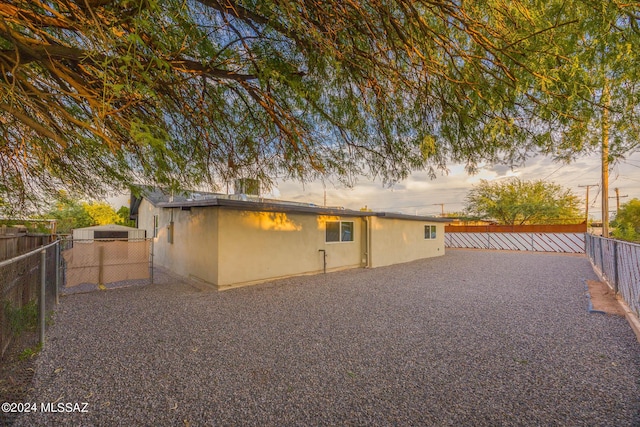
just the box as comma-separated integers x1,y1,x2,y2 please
9,249,640,426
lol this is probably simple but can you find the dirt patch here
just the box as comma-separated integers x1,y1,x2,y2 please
586,280,626,316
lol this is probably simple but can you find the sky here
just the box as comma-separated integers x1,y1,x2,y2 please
265,151,640,221
108,151,639,222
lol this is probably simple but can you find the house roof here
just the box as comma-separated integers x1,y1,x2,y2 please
73,224,140,232
135,190,451,223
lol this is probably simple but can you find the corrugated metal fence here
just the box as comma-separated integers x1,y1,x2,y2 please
585,234,640,320
445,224,587,253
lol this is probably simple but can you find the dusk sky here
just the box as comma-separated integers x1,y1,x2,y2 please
108,151,639,222
269,151,640,221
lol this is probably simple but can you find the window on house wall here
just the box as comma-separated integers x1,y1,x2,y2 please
326,221,354,242
424,225,437,239
153,215,159,238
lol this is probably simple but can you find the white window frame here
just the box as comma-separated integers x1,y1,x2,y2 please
424,225,437,240
326,221,355,243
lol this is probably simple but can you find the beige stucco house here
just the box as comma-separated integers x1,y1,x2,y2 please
131,189,449,290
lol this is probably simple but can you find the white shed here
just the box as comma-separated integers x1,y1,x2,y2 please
72,224,147,241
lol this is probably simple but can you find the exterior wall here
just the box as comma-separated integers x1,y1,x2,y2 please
136,199,157,241
368,217,445,268
140,200,219,285
216,211,363,289
137,197,447,289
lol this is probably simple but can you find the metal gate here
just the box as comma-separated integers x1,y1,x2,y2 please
61,238,153,292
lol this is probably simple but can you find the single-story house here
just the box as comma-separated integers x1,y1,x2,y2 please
131,189,450,290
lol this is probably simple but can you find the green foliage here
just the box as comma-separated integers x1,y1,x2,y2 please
82,201,120,226
45,199,93,234
464,178,582,225
19,343,43,361
42,195,122,233
0,1,638,212
116,206,135,227
4,300,38,337
611,199,640,242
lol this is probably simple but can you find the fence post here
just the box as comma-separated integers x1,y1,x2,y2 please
598,237,604,273
98,245,105,290
55,241,60,305
612,240,619,294
150,239,154,284
585,233,590,259
39,249,46,347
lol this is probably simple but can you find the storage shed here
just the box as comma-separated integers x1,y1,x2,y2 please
72,224,147,241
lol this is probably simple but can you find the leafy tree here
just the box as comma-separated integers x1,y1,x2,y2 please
82,201,121,226
464,178,582,225
41,195,122,233
45,199,93,234
611,199,640,242
116,206,135,227
1,1,639,213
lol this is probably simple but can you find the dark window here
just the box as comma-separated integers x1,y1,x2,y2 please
326,221,340,242
424,225,437,239
341,222,354,242
326,221,354,243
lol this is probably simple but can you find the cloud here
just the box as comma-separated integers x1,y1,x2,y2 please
273,151,640,220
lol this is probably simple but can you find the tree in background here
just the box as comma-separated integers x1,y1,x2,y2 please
611,199,640,242
42,196,128,233
46,199,93,234
82,201,121,226
2,1,639,213
464,178,582,225
116,206,135,228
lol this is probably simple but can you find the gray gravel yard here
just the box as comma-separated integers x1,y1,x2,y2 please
13,249,640,426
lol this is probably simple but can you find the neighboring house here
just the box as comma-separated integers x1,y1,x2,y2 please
131,189,450,290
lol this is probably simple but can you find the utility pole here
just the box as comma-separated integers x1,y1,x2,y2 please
432,203,445,217
578,184,598,224
610,188,628,216
601,81,610,237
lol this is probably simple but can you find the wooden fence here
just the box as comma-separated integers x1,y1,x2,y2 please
445,224,587,253
0,234,53,262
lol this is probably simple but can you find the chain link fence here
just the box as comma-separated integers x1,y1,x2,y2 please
0,242,59,359
585,233,640,320
60,238,153,294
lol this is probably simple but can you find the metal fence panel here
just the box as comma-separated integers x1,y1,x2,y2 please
445,232,585,253
585,234,640,320
0,242,59,358
61,238,153,292
617,243,640,319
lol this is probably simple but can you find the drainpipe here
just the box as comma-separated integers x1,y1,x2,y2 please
363,217,371,268
318,249,326,274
